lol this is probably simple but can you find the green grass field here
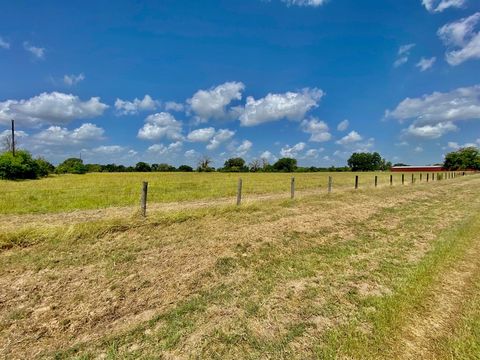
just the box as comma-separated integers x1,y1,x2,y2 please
0,171,450,214
1,174,479,359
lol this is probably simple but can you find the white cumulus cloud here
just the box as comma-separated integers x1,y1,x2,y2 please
187,127,216,142
187,81,245,121
235,140,253,156
115,95,160,116
385,85,480,129
137,112,183,141
301,117,331,142
207,129,235,150
32,123,105,146
0,92,108,127
239,88,324,126
336,131,363,145
438,13,480,66
280,142,306,158
403,122,458,139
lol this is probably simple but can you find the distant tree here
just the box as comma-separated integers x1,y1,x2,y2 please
1,133,16,153
135,162,151,172
273,158,297,172
56,158,87,174
249,159,261,172
156,163,176,172
85,164,102,173
178,165,193,172
393,163,408,167
197,156,214,172
222,157,247,172
347,152,387,172
444,147,480,170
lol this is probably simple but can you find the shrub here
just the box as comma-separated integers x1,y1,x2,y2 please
0,150,42,180
36,158,55,177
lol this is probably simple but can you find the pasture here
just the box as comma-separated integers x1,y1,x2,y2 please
0,171,445,214
1,172,479,359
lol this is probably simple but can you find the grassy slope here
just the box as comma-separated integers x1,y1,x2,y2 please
0,176,479,359
0,171,446,214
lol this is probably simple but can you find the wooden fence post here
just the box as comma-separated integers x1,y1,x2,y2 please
402,174,405,185
141,181,148,217
374,175,378,188
420,173,422,181
355,175,359,190
291,177,295,199
411,174,414,184
328,176,333,193
390,174,393,186
427,173,429,182
237,178,243,206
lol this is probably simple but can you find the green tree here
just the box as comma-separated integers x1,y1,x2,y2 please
347,152,386,172
444,147,480,170
0,150,42,180
56,158,87,174
135,162,151,172
178,165,193,172
273,158,297,172
222,157,247,172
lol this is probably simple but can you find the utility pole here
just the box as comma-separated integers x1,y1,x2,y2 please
11,119,15,156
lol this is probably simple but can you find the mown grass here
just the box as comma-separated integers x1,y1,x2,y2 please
1,176,479,359
0,171,450,214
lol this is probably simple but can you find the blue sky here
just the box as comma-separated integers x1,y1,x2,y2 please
1,0,480,167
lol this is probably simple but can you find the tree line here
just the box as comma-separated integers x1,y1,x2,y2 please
0,146,478,180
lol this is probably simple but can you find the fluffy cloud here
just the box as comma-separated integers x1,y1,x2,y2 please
33,123,105,146
260,150,276,162
90,145,128,155
403,122,458,139
305,148,324,158
394,44,415,68
23,41,45,59
0,92,108,127
301,117,331,142
187,81,245,121
438,13,480,66
447,141,479,150
385,85,480,129
187,127,216,142
280,142,306,158
239,88,324,126
164,101,184,112
148,141,183,155
0,36,10,49
64,73,85,86
184,149,199,158
282,0,328,7
115,95,159,116
336,131,362,145
207,129,235,150
416,57,437,71
235,140,253,156
137,112,183,141
337,119,349,131
422,0,466,13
